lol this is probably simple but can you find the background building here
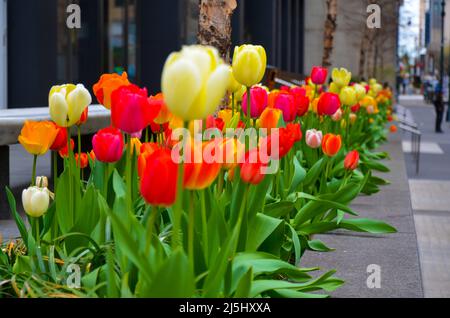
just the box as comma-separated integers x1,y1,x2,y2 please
0,0,404,109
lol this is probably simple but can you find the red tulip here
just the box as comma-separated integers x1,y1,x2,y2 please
263,128,294,159
75,153,89,169
50,123,68,151
344,150,359,171
140,148,178,206
92,127,124,163
240,148,268,185
322,133,342,157
317,92,341,116
59,138,74,158
274,92,297,122
291,87,310,117
111,84,159,134
286,123,302,143
242,86,268,118
76,107,89,126
206,115,225,132
310,66,328,85
351,103,361,113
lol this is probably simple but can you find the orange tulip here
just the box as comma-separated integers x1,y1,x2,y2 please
76,107,89,126
344,150,359,171
257,107,282,133
218,109,233,127
75,153,89,169
390,125,397,133
93,72,130,109
18,121,59,156
59,138,75,158
183,141,222,190
220,138,245,170
322,133,342,157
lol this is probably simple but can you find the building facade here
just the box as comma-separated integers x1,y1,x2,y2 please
1,0,306,109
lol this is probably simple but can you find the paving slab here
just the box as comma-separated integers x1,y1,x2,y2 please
301,132,424,298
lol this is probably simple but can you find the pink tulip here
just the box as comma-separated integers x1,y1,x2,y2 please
92,127,124,163
305,129,323,149
274,92,297,122
331,108,343,122
310,66,328,85
242,86,268,118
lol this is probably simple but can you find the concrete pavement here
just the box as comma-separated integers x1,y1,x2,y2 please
399,95,450,298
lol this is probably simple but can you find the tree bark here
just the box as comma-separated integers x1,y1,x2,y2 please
198,0,237,62
322,0,338,67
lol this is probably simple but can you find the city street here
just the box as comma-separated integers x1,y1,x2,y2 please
399,95,450,297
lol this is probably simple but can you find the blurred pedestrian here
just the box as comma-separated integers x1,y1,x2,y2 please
433,88,444,133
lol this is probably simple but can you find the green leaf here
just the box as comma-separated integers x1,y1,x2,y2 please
289,156,307,193
5,186,28,244
264,201,295,218
307,239,334,252
234,267,253,298
303,157,327,187
340,218,397,234
147,250,195,298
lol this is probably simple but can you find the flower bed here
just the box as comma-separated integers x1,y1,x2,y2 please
0,44,397,298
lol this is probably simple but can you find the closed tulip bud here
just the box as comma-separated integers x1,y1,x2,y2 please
92,127,124,163
317,92,341,116
310,66,328,85
35,176,48,188
366,105,375,114
305,129,323,149
390,125,398,133
331,108,343,122
232,44,267,87
218,109,233,127
184,141,222,190
75,153,89,169
339,86,357,106
331,68,352,88
351,103,361,113
234,85,247,102
242,86,268,118
344,150,360,171
353,83,366,101
162,45,230,121
150,93,172,125
49,84,92,127
22,186,50,218
138,142,160,178
349,113,357,124
59,138,74,158
340,119,347,129
322,133,342,157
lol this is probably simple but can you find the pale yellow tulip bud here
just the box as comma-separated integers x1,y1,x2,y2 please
49,84,92,127
353,83,366,101
162,45,231,121
232,44,267,87
35,176,48,189
328,82,341,94
22,187,50,218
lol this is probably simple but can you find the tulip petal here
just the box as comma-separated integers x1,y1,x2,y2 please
67,84,92,126
202,64,230,118
49,92,69,127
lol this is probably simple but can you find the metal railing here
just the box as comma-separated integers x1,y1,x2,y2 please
395,105,421,175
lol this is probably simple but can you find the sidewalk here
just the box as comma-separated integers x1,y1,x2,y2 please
301,132,423,298
399,95,450,298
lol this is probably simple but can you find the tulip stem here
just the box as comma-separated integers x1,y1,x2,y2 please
188,191,195,271
232,93,235,117
126,134,133,214
31,155,37,186
53,152,58,191
246,86,251,129
146,205,159,256
200,190,208,265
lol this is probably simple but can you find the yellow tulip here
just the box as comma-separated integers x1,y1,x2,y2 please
218,109,233,127
328,82,341,94
232,44,267,87
353,83,366,101
49,84,92,127
331,68,352,88
161,45,230,121
339,86,357,106
234,84,247,102
227,67,242,93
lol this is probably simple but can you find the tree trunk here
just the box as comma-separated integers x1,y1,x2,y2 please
198,0,237,62
358,28,370,79
322,0,338,67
